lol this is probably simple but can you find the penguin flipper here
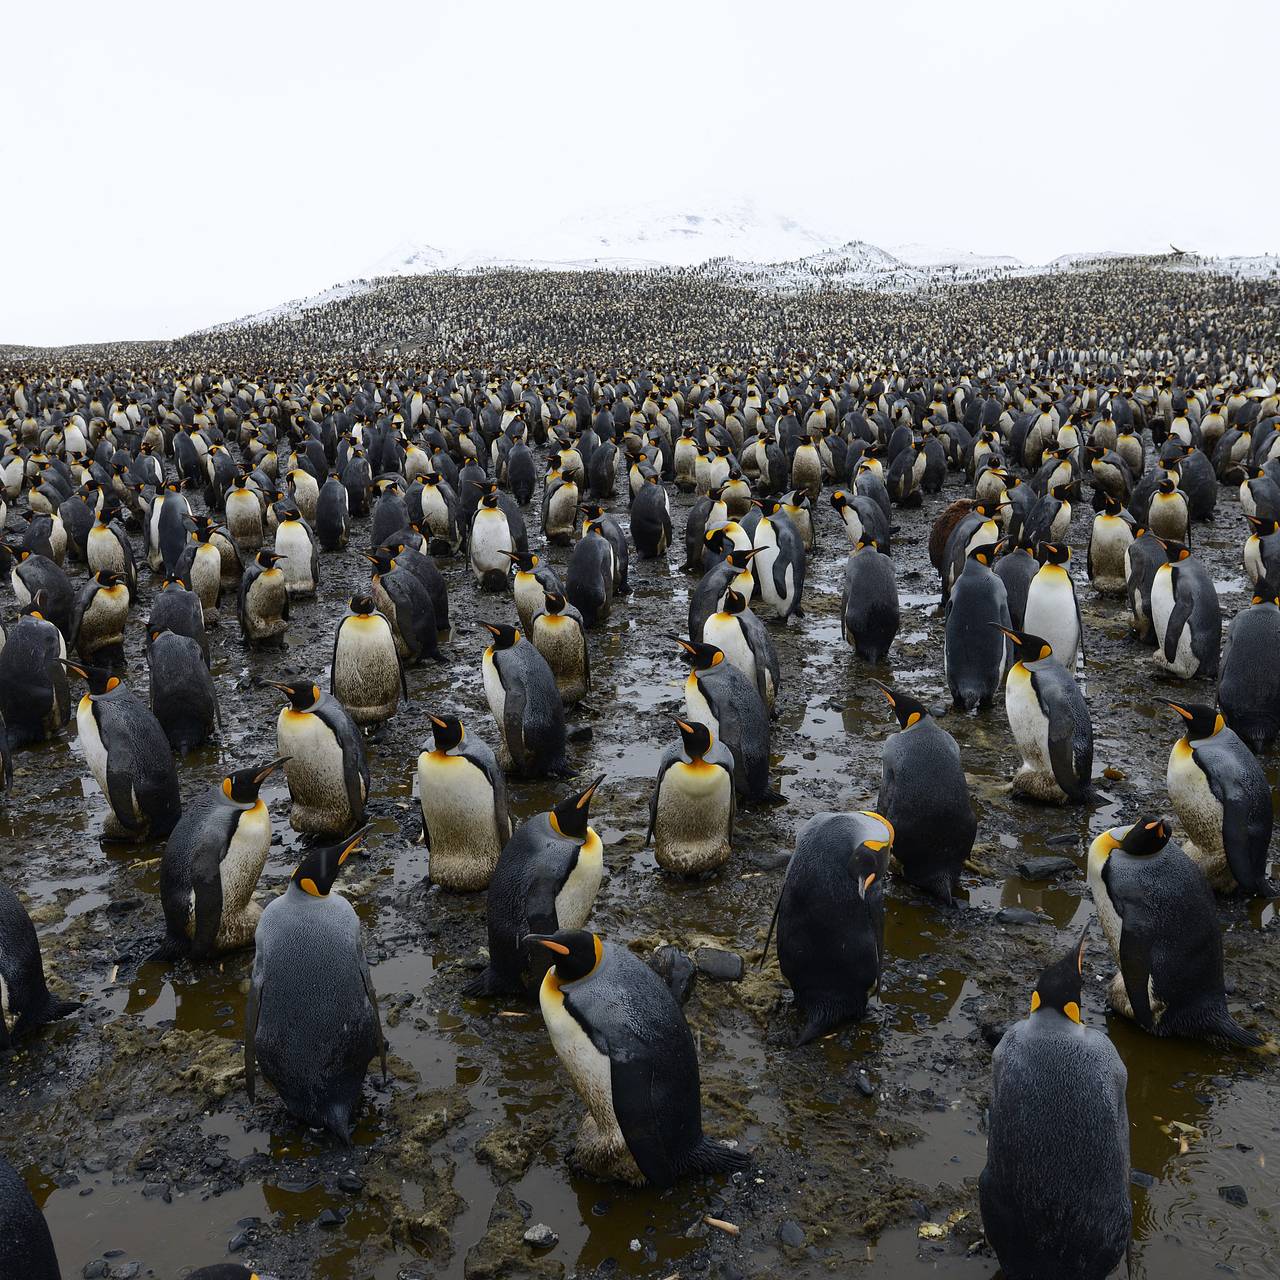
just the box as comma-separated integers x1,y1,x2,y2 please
1203,752,1273,896
1162,591,1191,664
189,842,226,960
502,676,529,773
360,959,388,1085
1117,923,1156,1032
105,759,145,833
608,1055,678,1188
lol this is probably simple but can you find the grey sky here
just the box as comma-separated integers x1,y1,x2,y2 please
4,0,1275,347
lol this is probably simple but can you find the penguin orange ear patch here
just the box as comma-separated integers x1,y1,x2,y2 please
1064,1001,1082,1024
1030,990,1042,1012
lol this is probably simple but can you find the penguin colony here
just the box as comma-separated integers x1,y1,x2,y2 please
0,256,1277,1277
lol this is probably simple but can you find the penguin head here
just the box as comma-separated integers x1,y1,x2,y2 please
726,547,761,571
848,842,881,898
291,824,372,898
523,928,602,983
722,588,748,616
542,591,568,616
830,489,849,512
966,541,997,567
676,717,712,759
1156,474,1178,495
1246,516,1279,536
365,548,396,575
1252,580,1280,607
1036,541,1069,565
255,550,283,570
503,549,538,573
1156,538,1191,562
93,569,124,588
579,501,605,521
266,678,322,712
1029,931,1087,1023
1097,816,1171,858
225,757,289,804
1049,483,1071,501
59,658,119,696
871,680,928,729
550,774,605,840
670,635,724,670
480,621,520,650
1100,493,1124,515
993,625,1054,662
1164,700,1223,739
429,714,464,752
348,593,375,616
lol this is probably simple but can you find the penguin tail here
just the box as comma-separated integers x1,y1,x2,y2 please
796,998,864,1045
462,967,504,999
1201,1010,1265,1050
145,934,190,964
14,994,80,1038
676,1137,750,1178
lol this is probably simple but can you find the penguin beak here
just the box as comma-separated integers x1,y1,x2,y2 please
861,872,877,894
253,757,290,783
667,634,696,654
869,679,895,706
338,823,374,863
479,622,502,637
263,680,295,696
991,624,1021,645
58,658,89,678
576,774,606,807
1163,700,1193,721
524,934,570,956
674,718,695,733
1075,927,1088,974
429,715,448,728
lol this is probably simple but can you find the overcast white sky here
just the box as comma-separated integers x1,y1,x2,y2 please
4,0,1275,346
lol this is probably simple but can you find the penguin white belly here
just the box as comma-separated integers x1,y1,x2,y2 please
0,971,8,1021
1167,740,1224,859
791,447,821,495
554,829,604,929
513,575,546,631
532,617,588,701
654,762,733,874
278,711,349,828
839,507,863,547
546,485,578,538
1244,540,1262,584
471,511,514,577
222,800,271,912
1024,572,1079,669
1240,484,1257,518
1087,853,1124,955
1005,665,1060,802
76,696,111,799
1150,570,1195,676
11,570,29,606
683,674,718,736
1089,521,1132,592
418,753,501,889
703,617,756,688
225,491,263,545
482,650,507,728
274,522,315,594
540,973,624,1147
333,618,399,719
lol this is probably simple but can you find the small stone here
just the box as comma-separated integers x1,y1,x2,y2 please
996,907,1040,925
748,848,791,872
855,1072,875,1097
318,1207,345,1226
1045,833,1077,847
694,947,744,982
1016,856,1076,880
337,1172,364,1194
111,1266,141,1280
82,1264,109,1279
523,1222,558,1248
1218,1185,1248,1207
591,1200,610,1217
228,1230,252,1252
779,1220,805,1248
1130,1169,1155,1188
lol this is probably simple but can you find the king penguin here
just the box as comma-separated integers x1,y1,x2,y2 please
979,935,1131,1280
647,718,735,876
530,591,591,706
841,540,900,663
0,882,79,1048
0,600,70,746
0,1153,61,1279
1218,581,1280,752
1022,543,1083,672
1088,817,1263,1046
480,621,569,776
702,587,779,711
1150,540,1221,678
529,927,749,1186
331,594,404,726
944,543,1011,710
246,827,386,1143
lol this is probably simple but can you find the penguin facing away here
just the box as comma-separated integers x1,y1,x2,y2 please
0,882,79,1048
0,1153,60,1279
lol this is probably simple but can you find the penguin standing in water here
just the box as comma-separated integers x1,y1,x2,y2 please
703,587,779,711
1151,540,1221,679
153,758,288,960
507,550,562,634
840,540,899,663
1164,701,1276,897
465,777,605,997
0,1153,61,1279
417,714,511,891
1088,817,1263,1046
767,810,891,1043
752,497,806,622
676,637,774,804
480,621,569,776
331,594,404,726
979,936,1131,1280
647,718,735,875
0,882,79,1047
998,627,1093,803
269,678,369,837
529,927,749,1186
1022,543,1083,671
944,544,1011,710
239,549,290,645
63,660,181,840
872,682,975,904
246,827,386,1143
530,591,591,706
1218,582,1280,751
147,627,220,755
1087,493,1135,596
0,600,70,746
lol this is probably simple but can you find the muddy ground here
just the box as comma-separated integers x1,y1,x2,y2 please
1,456,1277,1280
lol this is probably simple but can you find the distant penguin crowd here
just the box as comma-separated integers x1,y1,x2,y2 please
1,256,1278,1278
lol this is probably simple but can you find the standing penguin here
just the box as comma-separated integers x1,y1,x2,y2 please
647,718,735,876
1088,817,1262,1045
246,827,386,1143
464,777,605,997
0,601,70,746
979,937,1131,1280
64,660,181,840
272,500,320,597
238,549,290,645
0,1154,61,1279
417,714,511,891
315,471,351,551
70,570,130,667
470,491,516,589
689,544,759,643
480,621,569,777
530,591,591,706
1151,540,1221,678
1087,494,1135,596
565,523,615,628
367,548,440,664
507,550,562,634
630,472,672,558
998,627,1093,803
1218,582,1280,751
1022,543,1083,672
529,927,749,1186
944,544,1011,710
752,497,806,621
147,627,220,755
1164,701,1276,897
0,882,79,1048
702,587,780,711
840,540,899,664
269,678,369,837
873,682,975,904
1148,472,1190,544
767,811,891,1043
153,759,287,960
332,594,404,725
1125,525,1166,643
676,637,775,804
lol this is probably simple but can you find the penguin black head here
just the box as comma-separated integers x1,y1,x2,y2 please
1246,516,1279,536
93,569,124,588
225,757,289,804
722,588,748,616
365,548,396,575
522,928,602,983
1157,474,1178,495
1029,931,1087,1023
266,678,322,711
993,625,1054,662
349,593,375,615
1164,700,1223,740
1100,493,1124,515
1156,538,1191,562
1252,580,1280,607
542,591,568,616
967,541,998,566
161,573,192,591
1036,542,1069,565
429,713,464,752
550,774,605,840
480,621,520,650
255,550,283,570
503,549,538,572
830,489,849,511
479,491,500,509
1109,816,1172,857
847,842,881,897
871,680,928,729
291,824,372,898
59,658,119,696
669,635,724,670
675,717,712,759
726,547,760,570
580,502,605,521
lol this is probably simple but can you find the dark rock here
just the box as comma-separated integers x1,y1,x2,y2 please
649,946,697,1005
747,848,791,872
779,1220,805,1248
1130,1169,1155,1188
338,1172,364,1193
82,1264,109,1279
318,1207,346,1226
855,1073,875,1097
228,1230,252,1252
695,947,744,982
1219,1184,1248,1207
1016,856,1077,880
110,1266,141,1280
524,1223,558,1248
995,907,1040,925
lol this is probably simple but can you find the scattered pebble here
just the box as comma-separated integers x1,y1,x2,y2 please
1219,1184,1249,1207
523,1222,558,1248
